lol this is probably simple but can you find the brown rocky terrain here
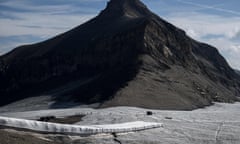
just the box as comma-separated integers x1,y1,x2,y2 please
0,0,239,110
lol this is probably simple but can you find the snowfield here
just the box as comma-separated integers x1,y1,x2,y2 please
0,102,240,144
0,116,162,135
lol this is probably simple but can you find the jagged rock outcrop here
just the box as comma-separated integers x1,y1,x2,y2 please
0,0,239,109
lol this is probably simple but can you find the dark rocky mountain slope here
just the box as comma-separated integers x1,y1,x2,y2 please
0,0,239,110
236,70,240,75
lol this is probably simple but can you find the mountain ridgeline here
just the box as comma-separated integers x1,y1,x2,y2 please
0,0,239,110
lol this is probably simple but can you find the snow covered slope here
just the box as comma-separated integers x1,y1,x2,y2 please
1,103,240,143
0,116,162,135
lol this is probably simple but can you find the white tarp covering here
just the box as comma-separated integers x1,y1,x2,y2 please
0,116,162,135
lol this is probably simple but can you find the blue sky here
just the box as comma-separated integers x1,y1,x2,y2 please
0,0,240,69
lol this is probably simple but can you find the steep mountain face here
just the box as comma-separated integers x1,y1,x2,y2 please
236,70,240,75
0,0,239,110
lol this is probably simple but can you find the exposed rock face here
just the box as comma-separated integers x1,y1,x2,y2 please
0,0,239,109
236,70,240,75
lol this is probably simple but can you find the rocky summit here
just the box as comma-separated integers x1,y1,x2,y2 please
0,0,239,110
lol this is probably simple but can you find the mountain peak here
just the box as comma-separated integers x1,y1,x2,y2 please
107,0,143,6
1,0,239,109
99,0,151,19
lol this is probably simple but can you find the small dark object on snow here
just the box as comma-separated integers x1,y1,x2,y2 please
146,111,153,115
165,117,173,120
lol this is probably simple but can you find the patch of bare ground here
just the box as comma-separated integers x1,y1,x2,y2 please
0,129,57,144
37,115,85,124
